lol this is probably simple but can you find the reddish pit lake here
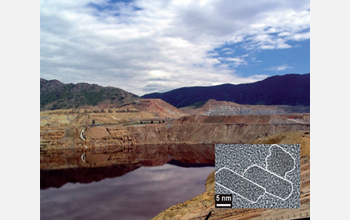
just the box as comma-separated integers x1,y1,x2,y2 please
40,144,215,219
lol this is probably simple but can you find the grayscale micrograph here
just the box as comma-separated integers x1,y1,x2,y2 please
215,144,300,209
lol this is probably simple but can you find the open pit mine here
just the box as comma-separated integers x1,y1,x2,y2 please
40,98,310,220
40,99,309,150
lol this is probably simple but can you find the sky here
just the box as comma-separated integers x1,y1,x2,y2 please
40,0,310,95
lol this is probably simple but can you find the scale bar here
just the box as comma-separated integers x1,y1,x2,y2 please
216,204,231,207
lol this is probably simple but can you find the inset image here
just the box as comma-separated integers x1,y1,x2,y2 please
215,144,300,209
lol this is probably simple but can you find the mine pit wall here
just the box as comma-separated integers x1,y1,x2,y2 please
125,123,310,145
40,123,310,150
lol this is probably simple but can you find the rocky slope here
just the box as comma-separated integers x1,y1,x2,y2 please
152,131,310,220
40,78,140,110
143,73,310,108
181,99,310,115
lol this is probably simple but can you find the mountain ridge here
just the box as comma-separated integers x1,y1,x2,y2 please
142,73,310,108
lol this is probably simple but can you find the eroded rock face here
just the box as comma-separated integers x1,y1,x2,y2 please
85,126,110,139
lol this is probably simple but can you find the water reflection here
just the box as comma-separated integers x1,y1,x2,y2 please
41,144,214,189
41,144,215,169
40,144,215,220
41,164,141,189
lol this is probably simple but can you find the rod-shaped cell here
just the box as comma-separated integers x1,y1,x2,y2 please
243,165,293,200
266,145,295,178
216,168,266,203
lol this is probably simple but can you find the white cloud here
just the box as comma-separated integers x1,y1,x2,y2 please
40,0,310,95
219,56,248,68
266,65,293,71
287,32,310,41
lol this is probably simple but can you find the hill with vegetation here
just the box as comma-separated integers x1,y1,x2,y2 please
40,78,139,110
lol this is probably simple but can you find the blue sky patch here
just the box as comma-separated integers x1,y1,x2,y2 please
211,39,309,78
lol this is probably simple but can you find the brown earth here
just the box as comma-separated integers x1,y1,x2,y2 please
127,99,187,118
152,131,310,220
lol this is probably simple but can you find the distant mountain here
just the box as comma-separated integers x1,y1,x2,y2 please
142,73,310,108
40,78,139,110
